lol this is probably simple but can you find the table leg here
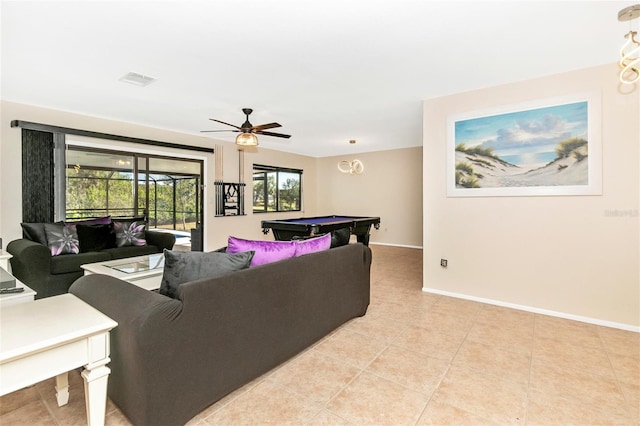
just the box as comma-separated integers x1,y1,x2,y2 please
55,372,69,406
81,365,110,426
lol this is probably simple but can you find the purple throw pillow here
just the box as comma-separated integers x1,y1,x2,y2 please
113,220,147,247
227,236,296,267
294,233,331,257
44,223,80,256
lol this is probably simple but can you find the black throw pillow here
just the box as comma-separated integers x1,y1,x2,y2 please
76,223,117,253
20,223,48,245
159,249,255,299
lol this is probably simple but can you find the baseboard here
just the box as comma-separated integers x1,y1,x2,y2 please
369,242,423,250
422,287,640,333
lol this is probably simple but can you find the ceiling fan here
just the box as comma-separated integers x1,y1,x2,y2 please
201,108,291,146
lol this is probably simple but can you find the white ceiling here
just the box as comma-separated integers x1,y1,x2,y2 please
1,1,633,157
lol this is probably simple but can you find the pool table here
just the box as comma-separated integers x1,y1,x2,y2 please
261,215,381,246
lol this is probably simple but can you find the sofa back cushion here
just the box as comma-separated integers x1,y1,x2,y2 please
227,236,297,267
159,249,255,298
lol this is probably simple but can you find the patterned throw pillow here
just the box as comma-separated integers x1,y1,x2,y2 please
113,220,147,247
44,223,80,256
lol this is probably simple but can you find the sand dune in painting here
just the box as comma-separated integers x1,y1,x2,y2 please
455,144,588,188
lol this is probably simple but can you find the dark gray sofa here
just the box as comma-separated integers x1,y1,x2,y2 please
69,243,372,426
7,231,175,299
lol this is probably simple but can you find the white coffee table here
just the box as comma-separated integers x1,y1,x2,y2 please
81,253,164,291
0,294,117,426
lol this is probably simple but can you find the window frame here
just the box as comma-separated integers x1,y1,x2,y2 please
252,164,303,213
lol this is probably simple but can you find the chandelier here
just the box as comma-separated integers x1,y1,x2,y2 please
618,4,640,84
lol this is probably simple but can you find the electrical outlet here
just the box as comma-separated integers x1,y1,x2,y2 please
440,259,448,268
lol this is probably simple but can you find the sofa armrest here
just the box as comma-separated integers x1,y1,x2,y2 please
6,238,52,287
69,275,182,424
145,231,176,251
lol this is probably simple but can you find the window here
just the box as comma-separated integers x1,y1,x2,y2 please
65,146,203,232
252,164,302,213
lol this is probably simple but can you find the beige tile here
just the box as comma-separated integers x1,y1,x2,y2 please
534,315,603,349
0,399,55,425
417,399,500,425
475,304,535,329
433,296,485,317
466,321,534,356
452,340,531,384
530,358,627,411
609,351,640,385
203,380,322,425
313,327,388,369
304,409,353,425
430,365,527,424
619,380,640,421
419,308,476,340
105,407,134,426
598,325,640,359
526,388,634,426
267,349,360,403
344,308,408,342
533,334,615,378
366,345,449,395
393,323,466,362
0,385,39,416
327,371,429,425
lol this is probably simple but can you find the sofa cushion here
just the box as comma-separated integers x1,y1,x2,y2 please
102,244,161,260
21,222,48,245
76,223,117,253
44,223,80,256
227,236,297,267
159,249,255,298
113,219,147,247
294,233,331,257
50,251,112,275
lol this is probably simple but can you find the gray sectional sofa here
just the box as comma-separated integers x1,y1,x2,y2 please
69,242,372,426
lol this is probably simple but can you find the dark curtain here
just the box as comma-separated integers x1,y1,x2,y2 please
22,129,55,223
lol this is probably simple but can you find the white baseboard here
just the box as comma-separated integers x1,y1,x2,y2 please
369,242,423,250
422,287,640,333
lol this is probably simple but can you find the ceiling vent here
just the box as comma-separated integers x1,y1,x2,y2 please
119,72,156,87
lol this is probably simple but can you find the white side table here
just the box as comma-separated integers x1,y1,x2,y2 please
0,278,36,307
0,249,12,272
0,294,117,426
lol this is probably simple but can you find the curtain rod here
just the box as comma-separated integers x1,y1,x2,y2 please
10,120,214,154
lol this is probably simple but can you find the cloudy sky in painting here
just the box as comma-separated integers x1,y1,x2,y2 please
455,101,588,170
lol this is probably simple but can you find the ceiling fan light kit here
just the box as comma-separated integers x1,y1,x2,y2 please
235,132,259,146
201,108,291,147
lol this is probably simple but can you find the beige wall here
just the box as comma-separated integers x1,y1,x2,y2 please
317,147,423,248
0,101,319,250
423,63,640,329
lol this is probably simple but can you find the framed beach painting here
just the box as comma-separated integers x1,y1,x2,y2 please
446,92,602,197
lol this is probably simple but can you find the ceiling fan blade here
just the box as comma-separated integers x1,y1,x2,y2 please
209,118,242,130
251,122,281,131
255,130,291,139
200,129,240,133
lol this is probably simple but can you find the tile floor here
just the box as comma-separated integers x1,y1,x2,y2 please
1,245,638,425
